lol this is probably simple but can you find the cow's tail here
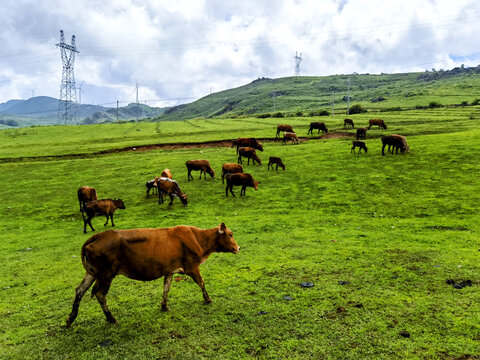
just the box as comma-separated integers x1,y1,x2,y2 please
81,234,101,276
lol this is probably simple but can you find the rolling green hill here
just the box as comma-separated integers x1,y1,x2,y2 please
157,65,480,121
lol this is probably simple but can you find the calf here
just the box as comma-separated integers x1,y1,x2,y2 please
66,223,239,326
221,163,244,184
238,147,262,165
145,179,157,197
186,159,215,180
225,173,259,197
344,118,354,128
308,122,328,135
276,124,294,137
77,186,97,212
82,199,126,234
161,168,173,179
233,138,263,153
368,118,387,129
283,132,299,145
268,156,285,171
381,134,410,155
155,177,188,206
356,127,367,140
351,140,368,154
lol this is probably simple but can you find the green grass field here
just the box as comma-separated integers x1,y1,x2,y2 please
1,107,480,359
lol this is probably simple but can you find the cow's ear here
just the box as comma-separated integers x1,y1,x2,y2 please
218,223,226,234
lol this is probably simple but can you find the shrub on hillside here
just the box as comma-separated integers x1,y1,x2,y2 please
272,112,284,118
256,113,271,118
460,101,469,107
295,111,303,117
380,107,402,112
428,101,443,108
349,104,367,114
471,99,480,106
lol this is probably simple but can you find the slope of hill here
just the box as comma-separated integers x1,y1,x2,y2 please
156,65,480,121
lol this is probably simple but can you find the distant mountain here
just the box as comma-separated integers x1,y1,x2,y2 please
82,102,167,124
0,96,167,127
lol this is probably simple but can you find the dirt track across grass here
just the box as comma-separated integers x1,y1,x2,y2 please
0,132,355,163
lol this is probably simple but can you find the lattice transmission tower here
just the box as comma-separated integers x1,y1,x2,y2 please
294,51,303,76
56,30,79,124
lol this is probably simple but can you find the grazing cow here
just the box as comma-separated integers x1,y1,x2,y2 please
381,135,410,155
268,156,285,171
307,122,328,135
233,138,263,153
356,127,367,140
82,199,126,234
283,132,299,145
66,223,239,326
276,124,294,138
225,173,259,197
238,147,262,165
186,159,215,180
161,169,173,179
77,186,97,212
344,118,354,128
155,177,188,207
351,140,368,154
145,179,158,197
368,118,387,129
221,163,244,184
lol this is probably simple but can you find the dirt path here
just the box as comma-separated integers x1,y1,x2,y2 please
0,132,355,163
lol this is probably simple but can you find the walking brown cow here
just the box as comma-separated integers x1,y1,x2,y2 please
77,186,97,212
267,156,285,171
368,118,387,130
232,138,263,153
186,159,215,180
344,118,354,128
238,147,261,165
351,140,368,154
356,127,367,140
283,132,299,145
225,173,259,196
155,177,188,206
276,124,293,137
66,223,239,326
82,199,126,234
308,122,328,135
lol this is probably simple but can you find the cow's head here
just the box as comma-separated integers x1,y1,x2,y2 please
180,193,188,207
252,180,260,190
257,143,264,152
114,199,126,209
217,223,239,254
208,167,215,178
279,162,286,170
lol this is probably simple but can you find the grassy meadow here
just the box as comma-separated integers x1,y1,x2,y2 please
1,107,480,359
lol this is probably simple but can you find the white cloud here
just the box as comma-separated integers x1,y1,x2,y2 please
1,0,480,106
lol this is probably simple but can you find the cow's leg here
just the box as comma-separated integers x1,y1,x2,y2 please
79,200,82,212
168,194,174,205
382,143,387,156
227,185,235,197
247,157,250,165
66,273,95,327
237,155,242,164
104,215,109,226
241,185,246,196
161,273,174,311
110,214,115,227
187,268,212,304
276,164,279,170
93,278,117,324
187,169,192,181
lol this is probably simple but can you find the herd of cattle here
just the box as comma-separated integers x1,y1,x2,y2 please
67,117,410,326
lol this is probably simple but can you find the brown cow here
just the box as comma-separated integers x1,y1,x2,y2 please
225,173,259,197
344,118,354,128
233,138,263,153
221,163,244,184
155,177,188,206
145,179,158,197
82,199,126,234
283,132,299,145
77,186,97,212
351,140,368,154
276,124,293,137
161,169,173,179
307,122,328,135
66,223,239,326
186,159,215,180
356,127,367,140
238,147,262,165
381,134,409,155
368,118,387,129
268,156,285,171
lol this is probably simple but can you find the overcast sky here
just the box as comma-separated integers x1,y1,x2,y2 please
1,0,480,108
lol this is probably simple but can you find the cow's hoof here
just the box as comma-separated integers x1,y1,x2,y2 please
161,305,170,312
